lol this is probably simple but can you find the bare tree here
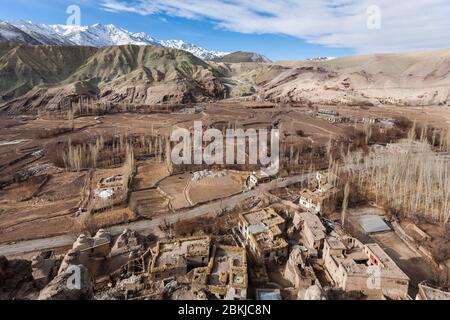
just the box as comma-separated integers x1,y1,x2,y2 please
343,137,450,225
342,182,350,227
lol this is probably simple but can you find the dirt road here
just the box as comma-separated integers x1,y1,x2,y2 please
0,173,312,257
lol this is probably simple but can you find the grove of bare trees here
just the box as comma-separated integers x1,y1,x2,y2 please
343,128,450,224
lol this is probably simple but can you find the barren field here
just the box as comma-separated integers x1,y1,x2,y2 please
133,160,170,190
0,170,87,243
0,101,448,246
158,172,193,210
1,19,450,302
129,189,170,219
187,171,248,205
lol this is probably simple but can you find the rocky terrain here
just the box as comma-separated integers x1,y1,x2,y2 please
214,49,450,107
0,43,97,104
0,255,39,299
260,50,450,106
0,44,226,114
1,40,450,115
213,51,272,63
1,19,450,111
38,265,93,300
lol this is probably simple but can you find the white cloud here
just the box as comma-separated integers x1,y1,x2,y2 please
100,0,450,53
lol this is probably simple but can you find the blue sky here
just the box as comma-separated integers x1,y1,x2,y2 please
2,0,450,61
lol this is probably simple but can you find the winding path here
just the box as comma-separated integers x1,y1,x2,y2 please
0,173,313,257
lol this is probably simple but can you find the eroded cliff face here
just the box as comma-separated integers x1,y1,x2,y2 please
0,255,39,300
255,50,450,106
2,43,450,115
38,265,93,300
0,44,226,115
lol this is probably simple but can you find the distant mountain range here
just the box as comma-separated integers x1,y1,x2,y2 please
0,43,228,113
1,40,449,115
306,57,336,61
0,20,230,60
214,51,271,63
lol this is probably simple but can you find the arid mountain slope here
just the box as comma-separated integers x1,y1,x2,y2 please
67,45,225,104
0,43,96,103
214,51,271,63
0,44,226,114
262,49,450,106
2,44,450,114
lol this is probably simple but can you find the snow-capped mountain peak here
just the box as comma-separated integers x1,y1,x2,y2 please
159,39,228,60
9,20,75,45
306,56,337,62
47,23,161,48
1,21,229,60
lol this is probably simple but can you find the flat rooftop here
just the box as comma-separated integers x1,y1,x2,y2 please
256,289,282,300
240,207,285,228
297,211,326,241
334,255,369,276
208,246,247,289
253,232,288,253
151,236,211,272
326,237,409,280
365,243,410,280
300,189,320,202
359,215,391,234
240,208,288,253
418,283,450,300
326,237,347,251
